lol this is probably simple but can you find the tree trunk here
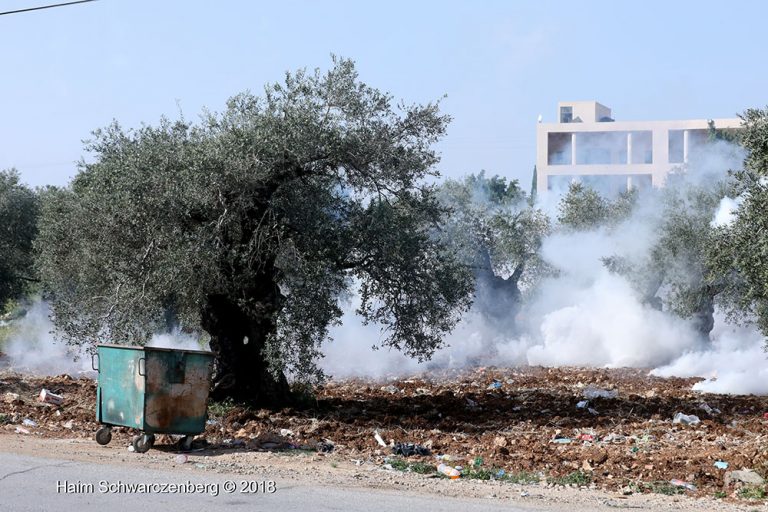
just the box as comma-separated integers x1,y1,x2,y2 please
201,291,291,407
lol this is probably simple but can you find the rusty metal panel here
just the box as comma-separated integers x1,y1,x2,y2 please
96,345,145,429
143,347,213,435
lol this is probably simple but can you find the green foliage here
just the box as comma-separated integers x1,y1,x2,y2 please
438,172,551,295
207,398,237,418
0,169,39,308
388,458,435,474
505,470,540,484
738,486,767,500
557,182,637,231
708,107,768,337
549,470,591,486
36,57,473,384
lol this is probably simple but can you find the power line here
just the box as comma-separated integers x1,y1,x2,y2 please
0,0,97,17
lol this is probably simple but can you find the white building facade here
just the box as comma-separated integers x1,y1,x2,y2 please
535,101,741,194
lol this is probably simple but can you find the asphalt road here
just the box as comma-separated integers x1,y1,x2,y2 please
0,452,549,512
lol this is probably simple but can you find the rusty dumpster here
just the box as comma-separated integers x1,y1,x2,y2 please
92,343,214,452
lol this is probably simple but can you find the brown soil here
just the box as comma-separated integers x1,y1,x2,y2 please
2,366,768,503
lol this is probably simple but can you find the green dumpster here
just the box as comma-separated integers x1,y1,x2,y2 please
92,343,214,452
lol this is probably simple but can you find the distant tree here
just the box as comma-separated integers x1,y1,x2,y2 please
36,58,473,405
557,182,637,230
0,169,39,311
438,172,551,332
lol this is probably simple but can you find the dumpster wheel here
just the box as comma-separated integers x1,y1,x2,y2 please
132,433,155,453
179,435,194,451
95,427,112,446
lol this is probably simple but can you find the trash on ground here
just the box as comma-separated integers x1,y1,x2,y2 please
175,454,188,464
38,389,64,406
4,392,20,404
576,400,589,409
374,430,387,447
437,463,461,479
22,418,37,427
669,479,697,491
672,412,701,425
582,386,618,399
699,403,720,415
279,428,294,437
392,442,430,456
714,461,728,470
487,381,502,390
62,420,74,429
14,426,30,434
317,440,335,453
577,433,596,442
551,437,572,444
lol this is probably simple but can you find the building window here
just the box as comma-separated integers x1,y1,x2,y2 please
560,106,573,123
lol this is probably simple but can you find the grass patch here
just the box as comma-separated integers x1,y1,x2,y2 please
505,471,540,484
207,398,237,418
633,481,686,496
388,458,435,475
738,486,767,500
0,414,10,425
549,471,591,487
714,491,727,499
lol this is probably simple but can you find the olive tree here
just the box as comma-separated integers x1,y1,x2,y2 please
36,58,472,405
437,172,550,333
0,169,39,311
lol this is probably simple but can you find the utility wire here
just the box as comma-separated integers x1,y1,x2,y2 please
0,0,97,17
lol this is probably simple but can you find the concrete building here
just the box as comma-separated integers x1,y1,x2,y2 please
535,101,741,194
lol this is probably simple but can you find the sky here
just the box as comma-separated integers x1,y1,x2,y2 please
1,0,767,188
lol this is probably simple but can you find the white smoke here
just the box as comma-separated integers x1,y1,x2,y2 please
324,138,768,396
711,196,743,228
2,301,92,376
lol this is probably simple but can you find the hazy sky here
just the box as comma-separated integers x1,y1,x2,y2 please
1,0,766,188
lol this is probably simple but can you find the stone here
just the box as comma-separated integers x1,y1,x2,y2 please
725,469,765,486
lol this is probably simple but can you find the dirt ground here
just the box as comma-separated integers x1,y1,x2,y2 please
2,366,768,509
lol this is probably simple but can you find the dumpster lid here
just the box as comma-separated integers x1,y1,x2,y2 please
96,343,213,356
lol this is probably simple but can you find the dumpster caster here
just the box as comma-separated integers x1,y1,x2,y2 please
132,433,155,453
179,435,194,451
95,427,112,446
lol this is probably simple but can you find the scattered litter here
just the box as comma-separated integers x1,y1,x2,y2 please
22,418,37,427
14,427,30,434
374,431,387,447
127,445,135,452
317,440,335,453
437,463,461,479
381,385,399,394
672,413,701,425
669,479,697,491
588,407,599,415
205,419,220,426
583,386,618,399
436,454,454,462
392,442,430,456
4,392,20,404
520,491,529,497
576,400,589,409
465,398,479,409
496,469,506,478
577,433,596,442
714,461,728,470
699,403,720,415
551,437,572,444
38,389,64,406
487,381,502,390
175,454,188,464
279,428,294,437
62,420,74,429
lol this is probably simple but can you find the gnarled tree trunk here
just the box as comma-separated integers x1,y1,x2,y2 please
201,288,291,407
